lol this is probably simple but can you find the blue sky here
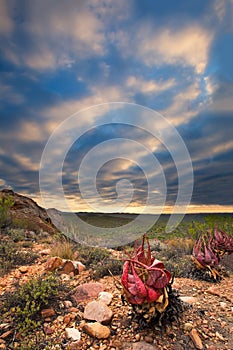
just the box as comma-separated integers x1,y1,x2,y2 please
0,0,233,213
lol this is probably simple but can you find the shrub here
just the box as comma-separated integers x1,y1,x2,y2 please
92,258,123,279
0,195,14,227
77,245,110,268
3,274,61,336
0,241,38,277
165,237,195,257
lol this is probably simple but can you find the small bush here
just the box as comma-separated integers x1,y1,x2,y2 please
0,241,38,277
7,228,26,242
0,195,14,227
11,217,39,232
77,245,110,268
164,237,194,258
92,258,123,279
3,274,61,336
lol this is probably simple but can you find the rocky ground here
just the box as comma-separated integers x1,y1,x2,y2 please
0,236,233,350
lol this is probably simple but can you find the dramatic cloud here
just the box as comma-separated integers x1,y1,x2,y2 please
0,0,232,213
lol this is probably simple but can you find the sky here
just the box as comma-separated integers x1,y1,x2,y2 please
0,0,233,214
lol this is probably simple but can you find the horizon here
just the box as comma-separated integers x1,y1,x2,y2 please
0,1,232,215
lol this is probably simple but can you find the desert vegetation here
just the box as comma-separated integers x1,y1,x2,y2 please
0,192,233,349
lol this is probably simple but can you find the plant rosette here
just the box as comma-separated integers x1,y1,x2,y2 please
121,235,174,323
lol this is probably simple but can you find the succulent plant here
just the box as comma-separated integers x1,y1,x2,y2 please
121,235,171,317
192,228,233,279
213,228,233,255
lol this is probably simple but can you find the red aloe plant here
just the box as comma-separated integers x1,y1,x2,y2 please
193,228,233,278
213,228,233,255
121,235,171,306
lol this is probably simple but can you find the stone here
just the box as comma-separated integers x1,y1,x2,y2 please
63,315,71,325
19,266,28,274
132,341,156,349
68,307,79,313
65,328,81,341
184,322,194,332
180,296,198,304
41,308,56,318
84,300,113,323
98,291,113,305
144,336,153,344
73,282,105,303
219,302,227,310
206,286,220,297
43,325,54,335
73,261,86,273
45,257,63,271
64,300,73,309
67,341,83,350
189,329,203,350
39,248,51,255
59,260,76,275
83,322,110,339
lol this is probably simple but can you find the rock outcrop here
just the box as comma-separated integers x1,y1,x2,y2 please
0,189,58,234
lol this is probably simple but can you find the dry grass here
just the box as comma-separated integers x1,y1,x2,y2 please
50,239,75,260
165,237,194,255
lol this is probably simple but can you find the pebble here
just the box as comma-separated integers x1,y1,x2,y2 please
41,308,56,318
184,322,193,332
63,300,73,308
98,292,113,305
84,300,113,323
180,296,198,304
83,322,110,339
189,328,203,350
219,302,227,310
65,328,81,341
144,336,153,344
19,266,28,274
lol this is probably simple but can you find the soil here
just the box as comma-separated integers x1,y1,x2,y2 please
0,240,233,350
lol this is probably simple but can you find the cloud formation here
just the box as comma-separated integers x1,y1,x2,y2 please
0,0,232,213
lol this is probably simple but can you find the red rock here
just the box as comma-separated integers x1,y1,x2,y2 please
189,329,203,350
41,308,56,318
59,260,76,275
43,325,54,335
72,282,105,302
66,340,83,349
19,266,28,274
45,257,63,271
206,286,220,297
63,315,71,325
68,307,79,313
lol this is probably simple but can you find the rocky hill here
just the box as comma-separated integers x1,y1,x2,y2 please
0,189,58,234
